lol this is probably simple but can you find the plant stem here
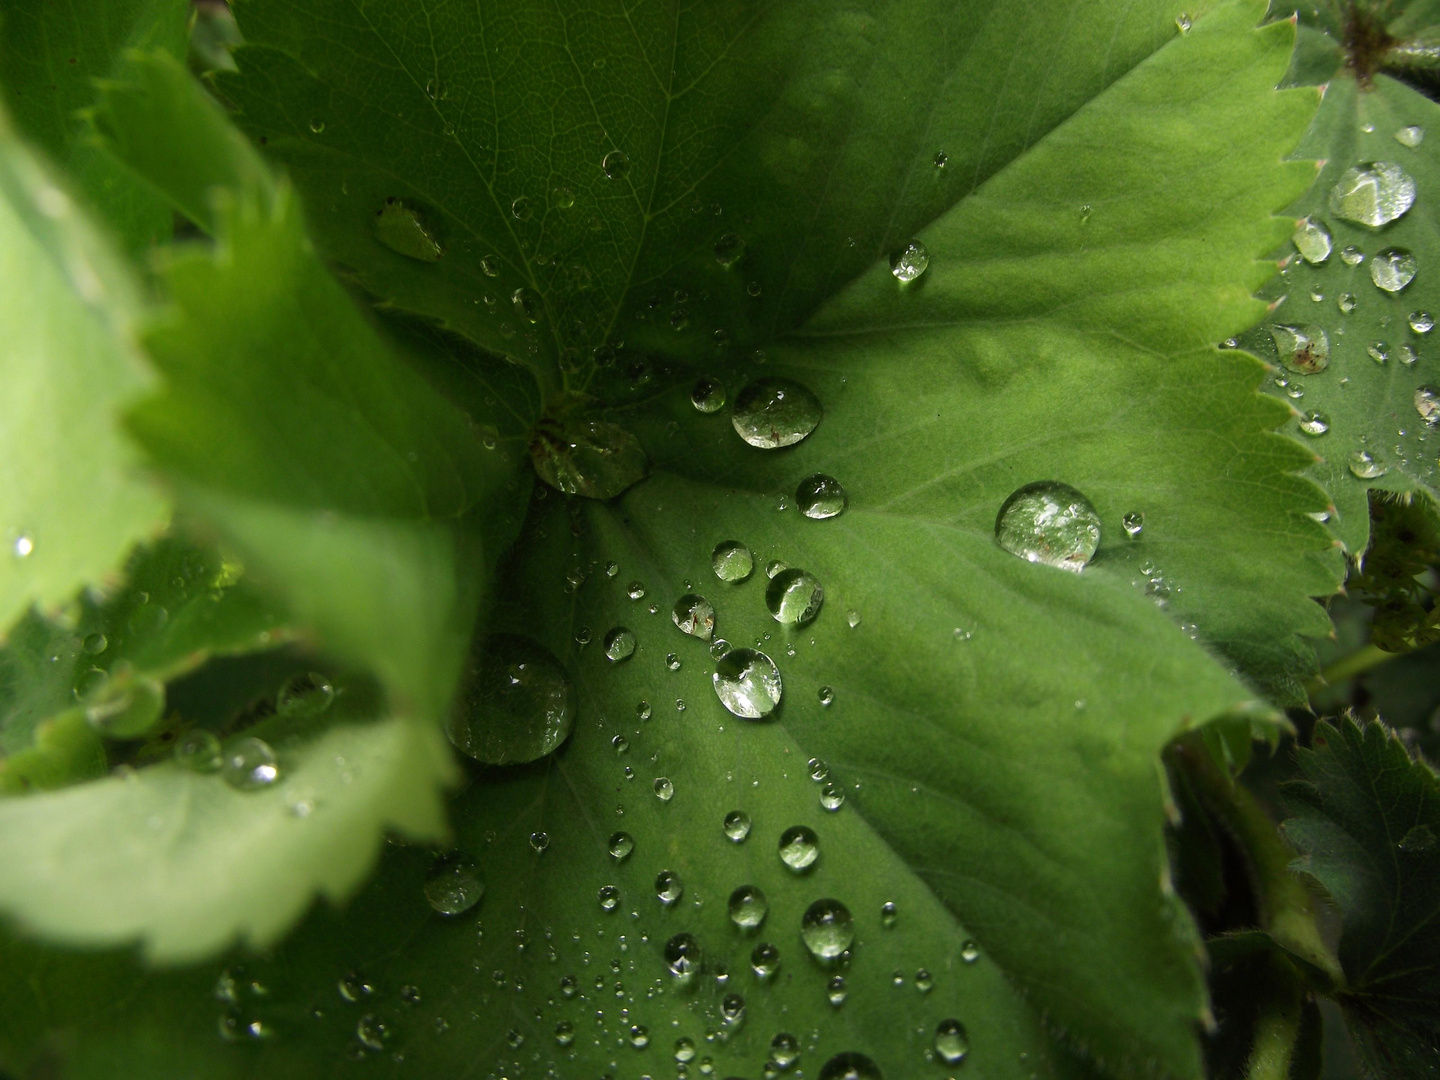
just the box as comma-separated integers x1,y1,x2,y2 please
1245,968,1304,1080
1306,642,1401,697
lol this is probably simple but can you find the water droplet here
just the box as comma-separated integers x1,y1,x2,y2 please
175,729,223,772
1371,247,1418,292
654,776,675,801
935,1019,970,1065
665,932,700,977
994,481,1102,572
83,673,165,738
82,632,108,654
731,377,822,449
554,1020,575,1047
1349,449,1388,479
666,652,682,671
528,830,549,853
674,1035,697,1062
627,580,647,601
1269,324,1330,374
373,199,443,261
424,851,485,915
728,885,769,929
778,825,819,871
552,185,575,209
1121,511,1144,539
654,869,684,905
604,627,636,662
598,885,621,911
1299,411,1331,436
629,1023,651,1048
770,1031,801,1070
1410,311,1435,333
1415,386,1440,424
689,375,727,415
1176,12,1192,32
448,635,574,765
1330,162,1416,227
961,939,981,962
796,474,848,520
10,533,33,559
750,941,779,979
819,782,845,811
1399,823,1436,851
817,686,835,708
826,974,848,1006
1395,125,1425,148
720,992,746,1025
511,287,541,322
1338,292,1358,314
766,568,824,625
708,539,754,584
932,151,949,170
714,233,745,268
709,637,732,660
277,671,335,719
1400,344,1419,364
1369,341,1391,364
801,899,854,960
889,240,929,283
637,700,652,721
818,1051,882,1080
672,594,716,640
529,397,647,499
510,196,531,220
601,833,634,865
712,647,783,718
724,810,752,842
1292,216,1332,264
338,972,373,1002
221,736,279,790
602,150,630,179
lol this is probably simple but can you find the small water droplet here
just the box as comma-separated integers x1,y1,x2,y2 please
1368,341,1391,364
82,632,108,654
826,974,848,1006
1349,449,1388,479
510,196,531,220
770,1031,801,1070
1176,12,1192,32
751,941,779,979
1299,410,1331,436
552,185,574,209
1330,161,1416,227
935,1019,970,1065
554,1019,575,1047
889,240,929,282
724,810,752,842
1270,324,1330,374
602,150,630,179
598,885,621,911
766,568,824,625
1410,311,1435,333
1121,511,1144,539
655,870,684,905
1341,246,1365,267
995,481,1102,572
424,851,485,915
1414,386,1440,424
796,474,848,519
818,1051,882,1080
933,151,949,169
819,782,845,811
511,287,541,322
728,885,769,929
880,901,898,927
672,594,716,640
608,831,634,860
309,118,325,133
665,652,682,671
277,671,335,718
691,376,727,414
915,967,934,992
665,932,700,977
654,776,675,801
1400,343,1419,364
778,825,819,871
961,939,981,963
714,233,745,267
528,830,550,852
712,647,782,718
817,686,835,708
1395,125,1425,148
709,539,754,583
628,1023,650,1048
1338,292,1358,314
1371,247,1418,292
175,729,223,772
604,627,636,662
373,199,443,261
221,736,279,790
731,377,823,449
1292,216,1332,264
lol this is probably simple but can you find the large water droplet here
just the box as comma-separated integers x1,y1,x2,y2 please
889,240,929,283
723,810,752,842
1292,217,1332,264
1371,247,1418,292
766,568,824,624
373,199,443,261
731,378,822,449
801,899,854,960
604,627,636,662
728,885,769,929
447,634,575,765
796,474,848,519
994,481,1101,572
935,1019,970,1065
1270,324,1330,374
277,671,335,719
712,540,754,583
691,376,726,414
712,647,782,718
602,150,630,179
1349,449,1388,479
424,852,485,915
221,736,279,791
778,825,819,871
1329,162,1416,227
818,1052,882,1080
672,594,715,640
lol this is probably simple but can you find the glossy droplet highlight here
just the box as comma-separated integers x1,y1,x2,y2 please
221,736,279,791
712,540,754,583
935,1019,970,1065
449,635,574,765
604,627,636,662
1299,411,1330,436
691,376,726,414
889,240,928,282
671,594,715,640
995,481,1102,572
1292,216,1332,264
277,671,334,718
801,898,854,960
731,377,822,449
778,825,819,871
796,474,847,519
373,198,443,261
766,568,824,624
424,852,485,915
1270,324,1329,374
712,647,782,718
602,150,630,179
1371,248,1418,292
724,810,752,842
728,885,769,929
1330,161,1416,227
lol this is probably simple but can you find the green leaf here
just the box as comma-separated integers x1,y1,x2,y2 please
0,0,189,251
0,690,455,963
0,106,168,636
1283,717,1440,1080
0,535,286,792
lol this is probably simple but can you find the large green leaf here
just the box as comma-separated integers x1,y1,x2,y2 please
0,0,189,251
1283,718,1440,1080
0,106,168,635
